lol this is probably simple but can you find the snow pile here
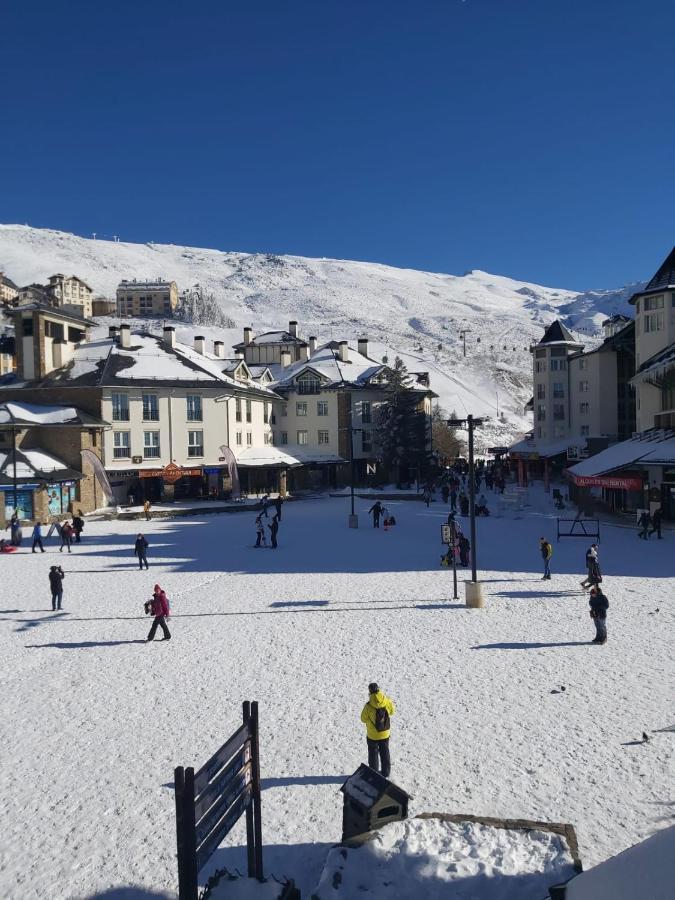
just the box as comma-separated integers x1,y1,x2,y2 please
0,224,632,446
565,824,675,900
313,817,577,899
0,401,80,425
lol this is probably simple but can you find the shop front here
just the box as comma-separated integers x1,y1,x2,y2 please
139,463,204,501
1,484,38,521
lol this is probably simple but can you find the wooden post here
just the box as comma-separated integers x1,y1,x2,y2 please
175,766,187,899
182,767,198,900
250,701,264,880
243,701,255,878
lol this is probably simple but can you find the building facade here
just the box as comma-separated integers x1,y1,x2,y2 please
116,279,179,317
46,274,94,318
0,273,19,305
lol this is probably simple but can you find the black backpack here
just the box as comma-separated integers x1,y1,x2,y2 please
374,706,390,733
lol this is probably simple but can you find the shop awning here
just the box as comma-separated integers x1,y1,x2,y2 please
508,437,587,459
567,432,675,482
571,473,643,490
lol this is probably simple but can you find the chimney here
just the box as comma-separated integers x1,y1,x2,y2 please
214,340,225,358
280,349,292,369
299,345,310,361
243,327,253,345
194,335,206,355
338,341,349,363
163,325,176,349
289,320,298,338
358,337,369,357
108,325,118,339
235,349,244,359
119,324,131,349
52,339,66,369
309,336,317,354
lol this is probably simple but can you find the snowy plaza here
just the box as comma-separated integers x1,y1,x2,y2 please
0,492,672,898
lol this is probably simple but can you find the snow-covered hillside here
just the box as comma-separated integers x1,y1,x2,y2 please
0,225,637,448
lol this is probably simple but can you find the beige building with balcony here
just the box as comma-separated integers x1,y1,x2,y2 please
116,279,179,317
0,273,19,305
46,274,94,318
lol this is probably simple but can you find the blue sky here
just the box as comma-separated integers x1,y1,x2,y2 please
1,0,673,289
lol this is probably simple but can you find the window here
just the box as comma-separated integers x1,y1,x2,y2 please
68,326,84,343
537,404,546,422
537,384,545,399
45,321,64,340
318,430,329,444
559,359,567,370
644,312,663,333
246,399,252,423
246,432,252,446
235,398,242,422
578,358,587,370
236,431,242,446
550,346,566,356
188,430,203,457
579,402,590,415
296,402,307,416
281,403,288,417
553,423,566,438
580,425,590,436
297,429,308,445
550,359,558,371
113,431,130,458
143,431,160,458
187,395,202,421
280,431,288,445
362,430,372,452
553,382,564,399
535,360,546,373
112,393,129,421
142,394,159,421
263,403,270,424
317,400,328,416
361,401,372,423
579,380,589,393
644,295,664,311
553,404,566,421
297,374,321,394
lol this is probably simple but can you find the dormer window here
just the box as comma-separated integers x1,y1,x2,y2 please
297,373,321,394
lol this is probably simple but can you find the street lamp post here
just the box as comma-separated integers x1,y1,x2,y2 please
448,414,485,605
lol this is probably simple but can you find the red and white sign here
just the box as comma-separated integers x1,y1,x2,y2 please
572,473,643,491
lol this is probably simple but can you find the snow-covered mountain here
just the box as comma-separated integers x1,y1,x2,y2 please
0,225,637,449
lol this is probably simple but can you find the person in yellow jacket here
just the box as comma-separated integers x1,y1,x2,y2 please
143,499,152,521
360,682,395,778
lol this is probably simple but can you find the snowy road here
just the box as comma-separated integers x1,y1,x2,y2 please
0,495,672,898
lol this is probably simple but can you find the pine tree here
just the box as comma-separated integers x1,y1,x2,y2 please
376,356,429,486
175,284,235,328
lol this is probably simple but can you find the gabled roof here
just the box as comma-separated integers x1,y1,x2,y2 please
0,447,84,484
340,764,412,806
633,341,675,381
538,320,578,345
643,247,675,293
232,330,308,349
271,342,387,389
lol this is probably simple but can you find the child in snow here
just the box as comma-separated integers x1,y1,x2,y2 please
144,584,171,641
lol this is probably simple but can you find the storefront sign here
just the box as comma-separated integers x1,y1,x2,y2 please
573,473,643,491
203,467,221,475
139,463,202,482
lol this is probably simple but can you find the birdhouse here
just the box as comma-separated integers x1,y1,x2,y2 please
340,764,412,842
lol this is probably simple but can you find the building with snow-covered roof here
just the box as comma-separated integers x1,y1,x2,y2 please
116,278,178,317
233,323,435,488
0,272,19,305
46,273,94,318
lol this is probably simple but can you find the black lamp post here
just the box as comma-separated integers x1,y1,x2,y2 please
447,414,484,583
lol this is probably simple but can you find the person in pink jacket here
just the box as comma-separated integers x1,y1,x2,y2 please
144,584,171,642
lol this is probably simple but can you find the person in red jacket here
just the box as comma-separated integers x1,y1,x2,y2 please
144,584,171,642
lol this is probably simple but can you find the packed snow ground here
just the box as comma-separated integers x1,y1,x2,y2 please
0,490,673,899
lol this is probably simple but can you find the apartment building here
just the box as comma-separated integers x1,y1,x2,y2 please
116,279,179,317
0,272,19,305
46,274,94,318
233,323,435,488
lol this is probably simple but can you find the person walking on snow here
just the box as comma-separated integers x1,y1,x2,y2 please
143,499,152,521
134,533,149,569
580,544,599,590
60,521,73,553
360,682,396,778
49,565,65,611
540,537,552,580
369,501,383,528
589,586,609,644
274,496,283,520
637,510,651,539
32,522,45,553
268,514,279,549
145,584,171,641
261,494,269,517
423,488,432,508
441,483,450,504
254,515,266,547
650,507,663,539
72,512,84,543
449,488,457,511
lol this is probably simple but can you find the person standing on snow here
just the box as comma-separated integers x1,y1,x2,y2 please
274,496,283,520
268,514,279,549
637,510,651,539
589,586,609,644
458,533,470,567
580,544,599,590
369,501,383,528
261,494,270,518
441,483,450,504
144,584,171,641
72,512,84,543
49,565,65,611
360,682,396,778
60,521,73,553
449,488,457,512
134,533,149,570
539,537,552,580
143,499,152,521
254,515,266,547
650,507,663,539
32,521,45,553
422,488,432,508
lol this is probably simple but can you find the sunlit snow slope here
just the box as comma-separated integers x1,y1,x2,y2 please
0,225,638,448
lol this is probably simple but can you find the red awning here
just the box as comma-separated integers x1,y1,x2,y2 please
572,473,643,490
